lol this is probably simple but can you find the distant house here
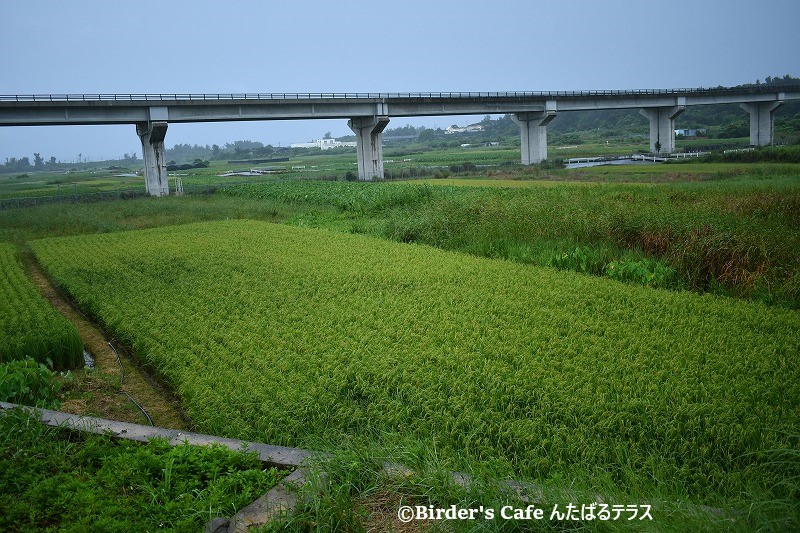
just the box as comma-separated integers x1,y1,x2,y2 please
674,128,706,137
445,123,484,134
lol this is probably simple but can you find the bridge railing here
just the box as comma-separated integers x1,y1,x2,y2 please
1,85,799,102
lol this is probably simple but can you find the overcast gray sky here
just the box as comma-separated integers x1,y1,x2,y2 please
1,0,799,162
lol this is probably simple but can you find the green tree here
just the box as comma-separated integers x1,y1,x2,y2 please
418,128,435,141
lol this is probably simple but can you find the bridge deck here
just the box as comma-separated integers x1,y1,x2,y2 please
0,86,798,126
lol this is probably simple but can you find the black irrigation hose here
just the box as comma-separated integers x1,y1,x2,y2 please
109,338,124,383
108,338,153,427
123,391,153,427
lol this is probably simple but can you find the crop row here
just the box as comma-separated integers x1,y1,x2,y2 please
0,243,83,369
30,220,800,500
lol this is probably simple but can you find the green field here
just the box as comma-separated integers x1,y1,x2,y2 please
220,169,800,308
30,220,800,510
0,242,83,368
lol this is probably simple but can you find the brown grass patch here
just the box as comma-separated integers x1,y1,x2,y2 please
357,491,432,533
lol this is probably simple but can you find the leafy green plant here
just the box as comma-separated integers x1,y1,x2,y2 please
604,257,681,289
545,246,607,275
0,357,63,409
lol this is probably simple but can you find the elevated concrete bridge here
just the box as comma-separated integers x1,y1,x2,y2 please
2,86,798,195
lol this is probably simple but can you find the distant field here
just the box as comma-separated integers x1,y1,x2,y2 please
31,220,800,504
0,137,767,200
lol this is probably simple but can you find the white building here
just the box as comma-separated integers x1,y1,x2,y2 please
290,138,357,150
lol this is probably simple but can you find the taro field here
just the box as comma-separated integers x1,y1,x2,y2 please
30,218,800,510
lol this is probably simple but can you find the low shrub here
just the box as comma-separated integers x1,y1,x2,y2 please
544,246,608,275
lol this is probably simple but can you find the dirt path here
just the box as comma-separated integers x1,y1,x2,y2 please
23,251,191,430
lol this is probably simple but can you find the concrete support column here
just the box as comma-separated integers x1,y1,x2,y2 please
740,99,783,146
348,116,389,180
512,101,556,165
136,121,169,196
639,103,685,155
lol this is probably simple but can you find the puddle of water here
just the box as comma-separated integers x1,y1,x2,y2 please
83,349,95,369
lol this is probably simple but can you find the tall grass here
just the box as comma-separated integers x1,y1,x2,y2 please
380,176,800,308
220,180,439,214
0,194,329,245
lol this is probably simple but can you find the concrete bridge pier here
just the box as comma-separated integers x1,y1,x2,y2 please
512,102,557,164
740,98,783,146
136,121,169,196
639,102,685,155
348,116,390,180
